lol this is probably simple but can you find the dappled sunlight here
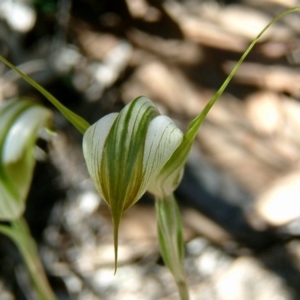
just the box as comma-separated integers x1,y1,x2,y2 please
1,0,300,299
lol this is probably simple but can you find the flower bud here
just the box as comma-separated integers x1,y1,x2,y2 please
82,96,184,268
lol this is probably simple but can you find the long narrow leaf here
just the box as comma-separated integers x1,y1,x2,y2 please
187,7,300,136
0,56,90,134
153,7,300,195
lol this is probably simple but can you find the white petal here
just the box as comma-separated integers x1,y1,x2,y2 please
143,115,183,195
82,113,118,200
3,106,51,163
94,96,158,209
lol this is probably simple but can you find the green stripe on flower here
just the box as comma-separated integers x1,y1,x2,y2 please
83,96,185,270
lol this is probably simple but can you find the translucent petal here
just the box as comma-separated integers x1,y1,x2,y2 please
152,135,191,197
4,106,52,200
144,115,183,197
82,112,118,203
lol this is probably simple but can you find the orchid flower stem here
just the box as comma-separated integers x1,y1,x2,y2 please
155,194,189,300
0,217,56,300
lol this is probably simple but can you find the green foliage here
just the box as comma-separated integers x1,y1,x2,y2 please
0,218,57,300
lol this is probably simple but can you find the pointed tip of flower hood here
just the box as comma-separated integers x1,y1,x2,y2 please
83,96,160,270
82,96,192,270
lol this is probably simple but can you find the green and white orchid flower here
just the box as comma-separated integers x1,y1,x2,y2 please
0,99,52,220
0,99,56,300
83,96,185,265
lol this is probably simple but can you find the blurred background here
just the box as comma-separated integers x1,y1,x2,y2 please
1,0,300,299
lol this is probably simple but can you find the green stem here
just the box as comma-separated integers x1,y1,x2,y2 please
177,279,190,300
155,193,189,300
0,217,57,300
